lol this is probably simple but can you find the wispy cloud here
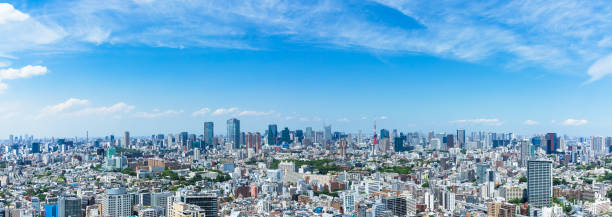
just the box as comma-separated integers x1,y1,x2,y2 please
379,116,388,120
211,107,239,116
192,107,210,117
1,0,611,83
135,109,183,118
37,99,134,119
523,120,539,125
0,65,48,93
452,118,503,126
562,118,588,126
337,117,350,122
238,110,276,116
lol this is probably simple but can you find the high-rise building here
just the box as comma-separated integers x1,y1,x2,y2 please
175,190,218,217
382,196,407,216
477,163,490,184
343,191,355,214
305,127,313,140
446,134,455,149
102,188,132,217
45,204,58,217
31,142,40,154
226,118,240,149
545,133,558,154
280,127,291,144
324,125,332,142
520,140,532,167
58,196,81,217
124,131,130,148
528,160,552,208
203,122,214,148
457,129,466,149
592,136,605,154
267,124,278,145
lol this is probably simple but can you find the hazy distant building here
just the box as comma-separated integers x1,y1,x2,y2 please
227,118,240,149
457,129,466,149
203,122,214,148
124,131,130,148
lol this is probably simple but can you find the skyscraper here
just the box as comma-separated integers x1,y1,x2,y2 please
545,133,558,154
226,118,240,149
520,140,532,167
124,131,130,148
324,125,332,142
457,129,466,149
267,124,277,145
203,122,214,148
281,127,291,144
102,188,132,217
528,160,552,208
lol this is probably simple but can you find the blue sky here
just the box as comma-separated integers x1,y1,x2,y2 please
1,0,612,137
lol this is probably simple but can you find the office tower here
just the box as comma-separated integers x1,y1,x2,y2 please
382,196,407,216
45,204,58,217
58,196,81,217
380,129,390,139
446,134,455,149
324,125,332,142
267,124,278,145
110,135,115,147
477,163,489,184
545,133,558,154
175,190,218,217
443,191,455,212
592,136,605,154
520,141,532,167
305,127,313,140
151,192,174,217
203,122,214,148
124,131,130,147
339,139,347,158
457,129,466,149
31,142,40,154
528,160,552,208
280,127,291,144
226,118,240,149
393,137,404,153
8,135,13,145
102,188,132,217
295,130,303,143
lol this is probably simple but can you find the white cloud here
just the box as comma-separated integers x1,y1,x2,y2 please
337,118,350,122
0,65,47,80
379,116,388,120
192,107,210,117
211,107,239,116
0,3,29,24
562,119,588,126
586,54,612,83
42,98,89,114
0,65,48,93
135,109,183,118
37,99,134,119
72,102,134,116
238,110,275,116
523,120,539,125
452,118,503,126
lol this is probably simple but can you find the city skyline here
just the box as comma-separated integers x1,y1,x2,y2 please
2,1,612,136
